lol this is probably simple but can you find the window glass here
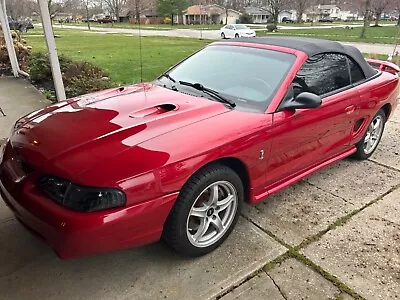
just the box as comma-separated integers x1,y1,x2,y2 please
163,46,296,112
348,58,365,83
294,53,351,96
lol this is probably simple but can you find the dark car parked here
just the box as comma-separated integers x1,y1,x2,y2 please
282,17,295,23
97,16,114,24
319,17,334,23
7,17,34,32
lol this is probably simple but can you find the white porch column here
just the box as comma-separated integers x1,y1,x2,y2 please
0,0,19,77
38,0,66,101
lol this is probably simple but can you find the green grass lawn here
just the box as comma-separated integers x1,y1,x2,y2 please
24,29,210,84
23,27,396,88
257,25,400,44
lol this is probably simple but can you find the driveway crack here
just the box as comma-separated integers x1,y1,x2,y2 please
303,180,355,205
265,271,288,300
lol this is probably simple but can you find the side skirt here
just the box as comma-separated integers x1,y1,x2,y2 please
249,147,357,204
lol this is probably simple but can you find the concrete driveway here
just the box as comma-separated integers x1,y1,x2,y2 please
0,78,399,300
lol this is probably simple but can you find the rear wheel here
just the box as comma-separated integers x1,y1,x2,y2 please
351,109,386,160
19,26,28,33
235,33,239,38
162,164,243,256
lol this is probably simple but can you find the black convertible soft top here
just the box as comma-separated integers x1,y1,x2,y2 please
220,36,377,78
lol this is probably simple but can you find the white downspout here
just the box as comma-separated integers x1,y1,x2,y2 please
37,0,66,101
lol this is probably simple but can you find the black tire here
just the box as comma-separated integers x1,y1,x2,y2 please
19,26,28,33
221,32,225,39
235,33,239,38
162,164,244,256
351,109,386,160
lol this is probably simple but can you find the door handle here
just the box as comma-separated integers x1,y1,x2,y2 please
345,105,356,114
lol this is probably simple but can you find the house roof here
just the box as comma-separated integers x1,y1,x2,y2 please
217,36,377,78
244,6,269,15
184,4,240,15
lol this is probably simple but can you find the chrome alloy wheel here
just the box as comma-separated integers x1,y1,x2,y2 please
363,114,384,155
186,181,238,248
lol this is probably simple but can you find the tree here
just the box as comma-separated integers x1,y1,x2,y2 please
127,0,156,22
264,0,290,25
28,0,74,22
294,0,312,23
82,0,94,29
360,0,372,38
103,0,127,21
5,0,34,19
371,0,389,26
156,0,187,25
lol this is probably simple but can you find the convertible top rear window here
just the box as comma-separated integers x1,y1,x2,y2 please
165,45,296,112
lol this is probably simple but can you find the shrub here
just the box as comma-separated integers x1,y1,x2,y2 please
0,30,30,72
29,52,114,99
63,61,114,98
239,13,253,24
164,17,172,25
267,24,278,32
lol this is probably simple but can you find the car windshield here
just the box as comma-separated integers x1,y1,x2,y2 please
235,25,248,29
159,45,296,112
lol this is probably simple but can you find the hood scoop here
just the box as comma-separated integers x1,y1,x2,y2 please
129,104,177,118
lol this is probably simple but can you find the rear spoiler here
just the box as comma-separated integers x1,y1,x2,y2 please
366,58,400,75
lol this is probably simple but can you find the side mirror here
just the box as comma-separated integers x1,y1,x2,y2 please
282,92,322,110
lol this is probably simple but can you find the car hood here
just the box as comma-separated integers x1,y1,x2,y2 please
10,83,230,179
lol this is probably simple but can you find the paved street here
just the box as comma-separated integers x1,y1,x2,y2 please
0,78,399,299
47,23,399,55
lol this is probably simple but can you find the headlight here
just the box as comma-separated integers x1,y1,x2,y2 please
37,176,126,212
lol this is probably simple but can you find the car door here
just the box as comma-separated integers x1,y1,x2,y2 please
265,53,362,188
225,25,234,38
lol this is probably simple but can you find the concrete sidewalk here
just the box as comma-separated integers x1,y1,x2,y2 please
0,77,399,300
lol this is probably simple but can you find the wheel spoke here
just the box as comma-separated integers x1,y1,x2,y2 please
367,137,374,150
210,215,224,233
208,184,219,205
217,195,235,212
190,206,208,218
373,118,381,130
365,133,370,142
193,218,210,242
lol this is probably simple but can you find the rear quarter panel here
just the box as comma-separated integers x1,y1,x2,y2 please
353,71,399,143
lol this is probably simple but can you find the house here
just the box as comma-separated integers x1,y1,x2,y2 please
305,4,341,21
182,4,241,25
278,10,297,22
244,7,269,24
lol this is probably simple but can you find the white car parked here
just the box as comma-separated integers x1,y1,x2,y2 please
220,24,256,39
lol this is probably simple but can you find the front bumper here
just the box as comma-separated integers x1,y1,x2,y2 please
0,175,177,259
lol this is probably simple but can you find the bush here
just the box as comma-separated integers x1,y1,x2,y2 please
29,52,114,99
267,24,278,32
164,17,172,25
0,30,30,72
239,13,253,24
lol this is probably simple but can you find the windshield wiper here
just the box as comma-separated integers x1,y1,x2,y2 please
160,73,176,83
179,81,236,108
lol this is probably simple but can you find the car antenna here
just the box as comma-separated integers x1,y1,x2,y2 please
136,4,147,102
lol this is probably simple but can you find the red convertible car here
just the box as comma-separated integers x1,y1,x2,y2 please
1,37,399,259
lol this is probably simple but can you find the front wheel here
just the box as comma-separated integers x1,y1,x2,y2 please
235,33,239,38
221,32,225,39
351,109,386,160
162,164,243,256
